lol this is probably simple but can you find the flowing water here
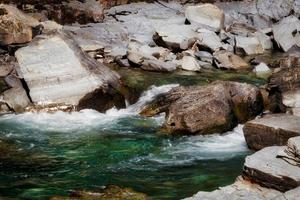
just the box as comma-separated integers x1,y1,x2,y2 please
0,84,252,200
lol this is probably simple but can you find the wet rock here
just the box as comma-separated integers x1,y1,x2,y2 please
153,24,198,51
0,4,40,45
50,185,148,200
185,4,225,32
273,16,300,52
141,59,177,72
140,81,263,135
181,56,201,71
235,36,264,55
256,0,295,21
243,146,300,192
213,50,249,70
184,176,281,200
15,31,124,112
243,114,300,150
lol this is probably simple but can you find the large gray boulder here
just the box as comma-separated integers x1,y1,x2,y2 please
256,0,295,21
273,16,300,52
185,4,225,32
243,114,300,150
235,36,264,55
15,31,124,112
244,146,300,192
213,50,249,70
140,81,263,135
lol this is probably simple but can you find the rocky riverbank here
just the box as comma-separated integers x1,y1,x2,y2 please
0,0,299,199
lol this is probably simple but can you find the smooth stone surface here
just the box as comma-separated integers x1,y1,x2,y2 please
184,177,282,200
2,87,30,112
273,16,300,52
243,114,300,150
197,29,223,52
235,36,264,55
141,59,177,72
15,31,123,112
185,4,225,32
181,56,201,71
253,63,271,73
256,0,295,21
244,146,300,192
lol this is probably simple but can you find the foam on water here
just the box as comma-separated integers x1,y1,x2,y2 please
0,84,178,132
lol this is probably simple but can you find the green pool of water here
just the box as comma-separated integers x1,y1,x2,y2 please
0,69,264,200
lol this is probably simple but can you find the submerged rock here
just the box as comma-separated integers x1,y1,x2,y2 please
50,185,148,200
140,81,263,135
244,146,300,192
0,4,40,45
243,114,300,151
185,4,225,32
15,31,125,112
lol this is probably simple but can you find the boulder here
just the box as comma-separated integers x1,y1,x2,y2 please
0,4,40,45
243,146,300,192
0,54,16,77
227,23,257,37
283,90,300,116
213,50,249,70
256,0,295,21
141,59,177,72
153,24,198,51
273,16,300,52
184,176,282,200
277,136,300,167
243,114,300,150
253,63,271,74
235,36,264,55
273,187,300,200
181,56,201,71
194,51,213,64
185,4,225,32
140,81,263,135
197,29,222,52
15,31,125,112
251,31,273,50
2,86,30,112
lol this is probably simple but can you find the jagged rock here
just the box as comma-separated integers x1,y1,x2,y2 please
0,54,16,77
197,29,222,52
253,63,271,74
251,31,273,50
140,81,263,135
277,136,300,167
268,56,300,113
194,51,213,64
184,176,282,200
50,185,148,200
213,50,249,70
153,24,198,51
181,56,201,71
185,4,225,32
244,146,300,192
227,23,257,37
15,31,125,112
256,0,295,21
141,59,177,72
243,114,300,150
273,16,300,52
0,4,40,45
235,36,264,55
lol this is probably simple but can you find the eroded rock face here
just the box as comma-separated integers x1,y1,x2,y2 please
185,4,225,32
244,146,300,192
15,31,124,112
0,4,40,45
140,81,263,135
243,114,300,151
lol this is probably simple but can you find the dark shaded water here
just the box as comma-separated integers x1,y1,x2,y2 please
0,69,264,200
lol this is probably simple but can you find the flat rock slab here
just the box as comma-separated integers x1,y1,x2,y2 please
15,31,124,112
244,146,300,192
243,114,300,150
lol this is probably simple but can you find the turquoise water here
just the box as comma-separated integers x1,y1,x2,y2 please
0,85,251,200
